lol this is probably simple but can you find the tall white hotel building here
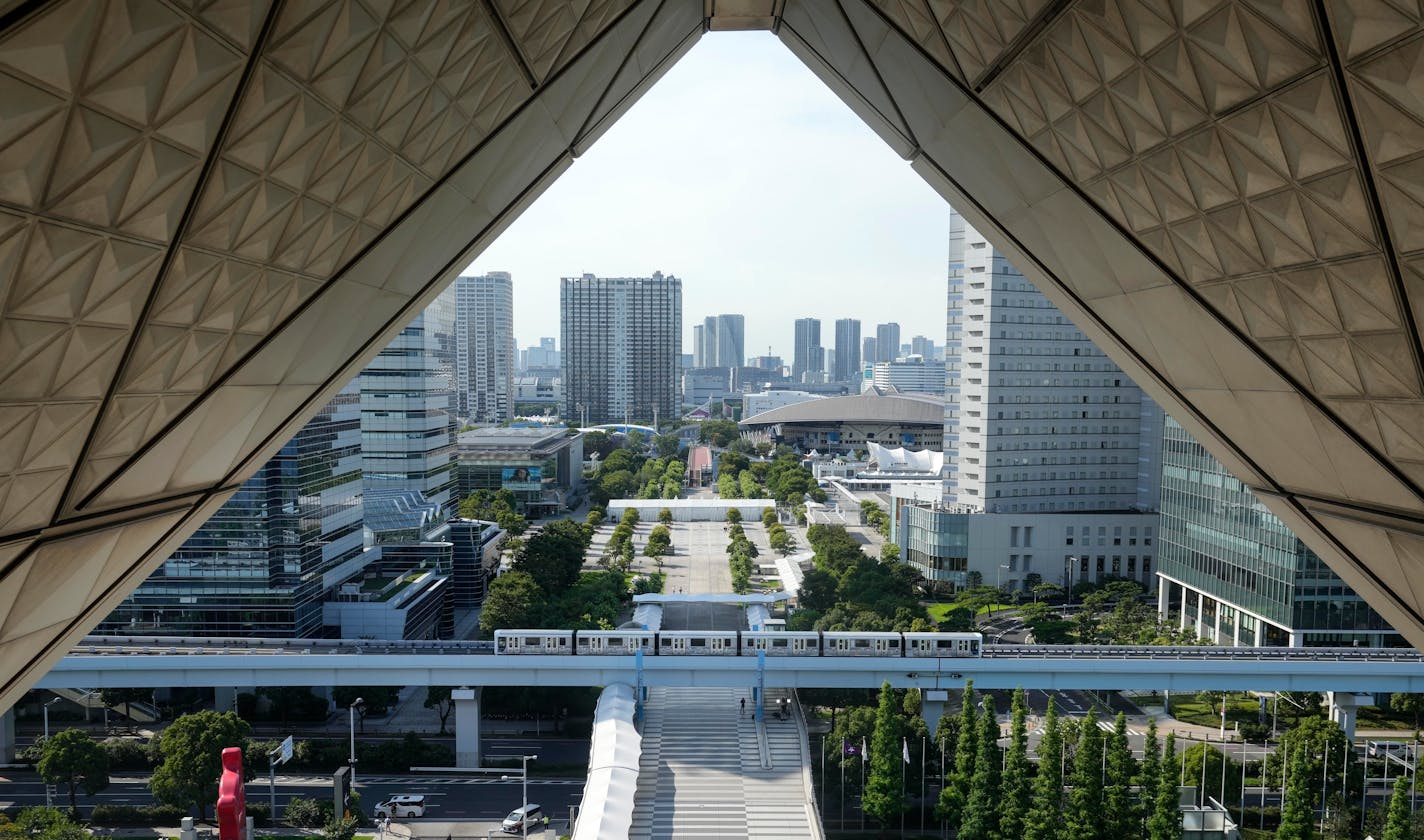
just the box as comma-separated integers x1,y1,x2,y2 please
897,210,1163,594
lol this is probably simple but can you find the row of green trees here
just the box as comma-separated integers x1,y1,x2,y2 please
767,521,796,555
727,523,759,594
589,445,683,506
457,488,527,535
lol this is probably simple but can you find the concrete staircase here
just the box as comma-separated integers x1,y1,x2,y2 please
629,685,821,840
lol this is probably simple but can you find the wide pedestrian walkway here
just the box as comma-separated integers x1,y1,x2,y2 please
629,686,819,840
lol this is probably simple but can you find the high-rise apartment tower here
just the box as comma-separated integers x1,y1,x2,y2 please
833,318,861,382
455,272,514,424
562,272,681,425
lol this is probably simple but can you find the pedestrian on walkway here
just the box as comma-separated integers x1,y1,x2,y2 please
740,697,746,716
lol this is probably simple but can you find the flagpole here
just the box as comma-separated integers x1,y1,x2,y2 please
902,738,906,837
921,736,926,833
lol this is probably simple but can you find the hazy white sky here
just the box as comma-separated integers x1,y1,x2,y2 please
467,31,952,361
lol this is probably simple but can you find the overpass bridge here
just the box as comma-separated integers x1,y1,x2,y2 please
39,637,1424,694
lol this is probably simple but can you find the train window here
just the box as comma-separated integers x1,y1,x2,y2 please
691,638,706,647
772,639,788,648
609,637,623,646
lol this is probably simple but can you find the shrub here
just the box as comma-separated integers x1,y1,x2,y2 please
725,507,742,523
284,797,327,828
90,804,186,826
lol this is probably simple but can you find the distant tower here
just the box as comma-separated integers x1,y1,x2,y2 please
792,318,822,383
875,322,901,362
833,318,861,381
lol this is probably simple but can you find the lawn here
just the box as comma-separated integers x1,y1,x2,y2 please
926,602,1014,623
1356,705,1420,732
1168,694,1262,728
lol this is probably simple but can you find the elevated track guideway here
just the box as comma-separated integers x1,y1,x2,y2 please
42,635,1424,694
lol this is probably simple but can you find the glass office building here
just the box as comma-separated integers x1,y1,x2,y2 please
98,383,365,637
360,287,458,512
1158,416,1399,647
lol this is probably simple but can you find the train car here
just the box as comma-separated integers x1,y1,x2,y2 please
494,630,574,654
574,630,654,655
741,631,821,656
822,631,904,657
903,632,982,658
656,631,738,655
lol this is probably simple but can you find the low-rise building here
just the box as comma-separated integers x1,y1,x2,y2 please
456,426,584,516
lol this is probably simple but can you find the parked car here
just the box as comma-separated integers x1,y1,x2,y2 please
501,803,543,833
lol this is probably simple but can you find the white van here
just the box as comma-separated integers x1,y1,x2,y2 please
374,795,427,819
501,803,542,833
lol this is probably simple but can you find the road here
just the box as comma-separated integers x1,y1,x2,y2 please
0,771,584,826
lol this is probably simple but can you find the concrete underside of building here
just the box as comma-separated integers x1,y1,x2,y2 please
2,1,1424,709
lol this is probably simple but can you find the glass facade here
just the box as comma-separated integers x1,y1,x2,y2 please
98,383,365,637
900,504,970,587
360,287,458,512
1159,416,1398,645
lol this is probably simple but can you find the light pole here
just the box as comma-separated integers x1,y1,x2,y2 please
501,754,538,837
348,697,363,789
42,697,60,807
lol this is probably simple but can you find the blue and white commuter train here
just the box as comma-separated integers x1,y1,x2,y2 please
493,629,983,658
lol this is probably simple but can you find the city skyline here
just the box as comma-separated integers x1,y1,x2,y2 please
469,33,947,362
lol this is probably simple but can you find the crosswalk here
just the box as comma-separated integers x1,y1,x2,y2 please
259,776,585,787
1025,719,1146,737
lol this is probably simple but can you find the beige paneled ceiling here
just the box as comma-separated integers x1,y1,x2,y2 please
0,0,1422,708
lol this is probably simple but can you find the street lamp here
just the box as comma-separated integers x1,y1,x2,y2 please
348,697,363,788
501,754,538,837
42,697,60,807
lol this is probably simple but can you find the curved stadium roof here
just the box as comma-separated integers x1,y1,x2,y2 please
739,392,943,427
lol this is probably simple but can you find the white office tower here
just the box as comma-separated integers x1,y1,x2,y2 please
944,209,1157,515
561,272,681,426
455,272,514,423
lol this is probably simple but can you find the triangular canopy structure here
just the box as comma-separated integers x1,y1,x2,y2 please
1,0,1424,706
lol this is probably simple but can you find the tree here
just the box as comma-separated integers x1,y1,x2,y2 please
322,816,359,840
1064,710,1105,840
479,571,545,634
1024,699,1064,840
514,519,587,593
880,543,900,562
1276,739,1315,840
936,681,976,827
1103,712,1137,837
658,507,673,525
999,688,1032,840
1390,693,1424,733
698,419,739,447
38,729,109,813
150,710,251,819
1179,742,1240,807
861,682,904,826
1139,720,1162,837
653,433,681,458
424,687,456,735
959,696,1001,840
3,808,88,840
1382,775,1412,840
1147,733,1181,840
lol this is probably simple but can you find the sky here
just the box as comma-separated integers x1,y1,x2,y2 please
466,31,952,361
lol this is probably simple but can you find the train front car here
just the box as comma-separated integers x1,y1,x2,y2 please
902,632,983,658
573,630,655,655
494,630,574,654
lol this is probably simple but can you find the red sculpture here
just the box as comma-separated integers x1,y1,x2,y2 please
216,746,246,840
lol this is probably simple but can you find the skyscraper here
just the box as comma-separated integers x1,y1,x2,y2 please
98,383,366,637
455,272,514,424
1158,416,1399,647
833,318,861,382
792,317,822,383
875,322,901,363
944,208,1158,514
360,287,459,512
714,314,745,368
562,272,681,425
695,314,745,369
861,336,877,372
911,335,936,359
692,323,708,367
